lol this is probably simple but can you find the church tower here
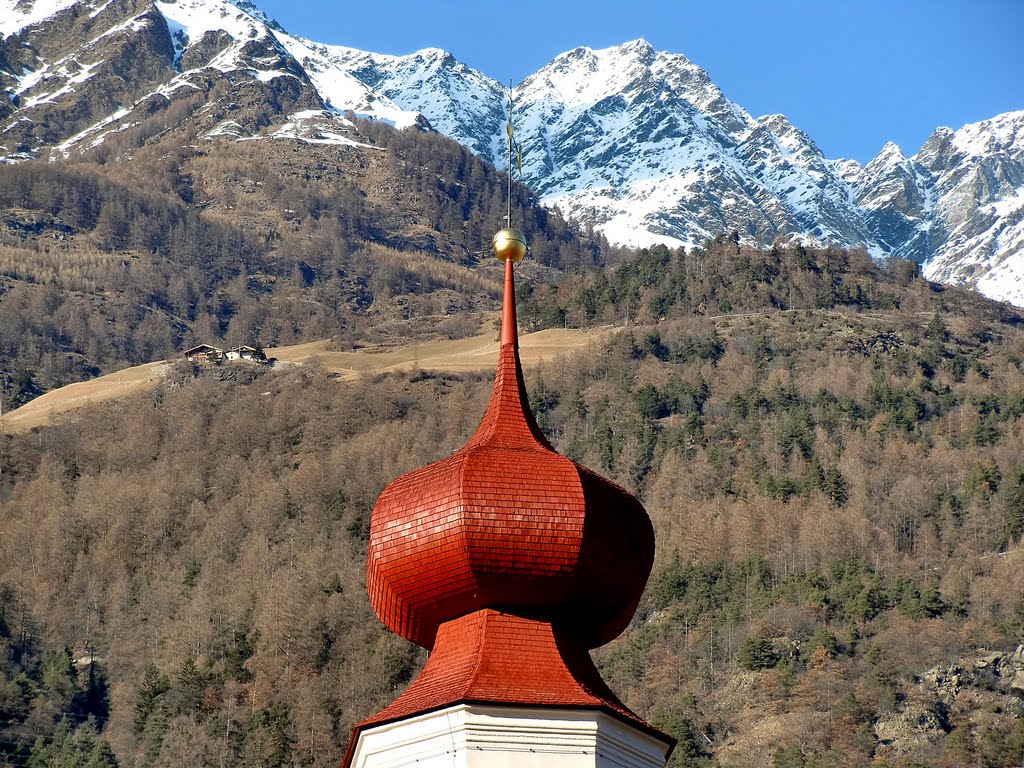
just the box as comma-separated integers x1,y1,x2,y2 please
341,228,674,768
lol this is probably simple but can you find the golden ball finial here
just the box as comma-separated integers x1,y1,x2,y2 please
492,227,527,262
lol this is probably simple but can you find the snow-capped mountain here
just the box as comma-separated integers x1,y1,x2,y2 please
497,42,870,251
849,113,1024,303
0,0,419,155
854,140,933,259
285,42,508,158
1,0,1022,305
909,114,1024,302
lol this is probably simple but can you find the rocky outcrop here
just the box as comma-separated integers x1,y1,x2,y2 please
873,646,1024,757
2,0,177,153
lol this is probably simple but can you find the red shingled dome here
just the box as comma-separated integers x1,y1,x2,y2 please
343,251,674,768
366,258,655,651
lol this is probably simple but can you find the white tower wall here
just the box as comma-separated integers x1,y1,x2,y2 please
348,704,671,768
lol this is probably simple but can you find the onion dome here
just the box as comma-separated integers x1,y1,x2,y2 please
366,238,655,652
343,229,668,766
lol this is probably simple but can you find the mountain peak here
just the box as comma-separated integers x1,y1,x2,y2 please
542,38,658,71
758,113,794,131
832,158,864,185
594,38,660,66
613,37,654,54
224,0,286,32
872,140,908,165
755,113,826,162
951,109,1024,159
409,46,450,60
155,0,276,51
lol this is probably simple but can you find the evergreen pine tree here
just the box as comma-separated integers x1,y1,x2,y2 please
133,664,170,734
738,634,780,670
174,655,204,717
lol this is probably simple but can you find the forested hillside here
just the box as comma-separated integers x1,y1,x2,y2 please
0,120,599,407
2,241,1023,767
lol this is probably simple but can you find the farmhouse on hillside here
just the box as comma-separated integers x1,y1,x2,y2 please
184,344,224,363
225,345,262,361
185,344,268,364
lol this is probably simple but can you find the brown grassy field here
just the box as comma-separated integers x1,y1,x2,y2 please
2,325,619,434
2,361,172,433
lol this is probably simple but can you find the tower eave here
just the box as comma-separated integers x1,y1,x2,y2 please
341,609,675,768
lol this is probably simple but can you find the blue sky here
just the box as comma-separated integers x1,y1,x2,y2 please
257,0,1022,165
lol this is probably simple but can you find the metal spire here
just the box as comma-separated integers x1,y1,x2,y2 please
506,84,513,225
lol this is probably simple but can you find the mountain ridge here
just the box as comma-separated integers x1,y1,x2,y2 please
1,1,1022,304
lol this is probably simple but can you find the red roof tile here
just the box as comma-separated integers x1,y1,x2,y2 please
342,609,672,766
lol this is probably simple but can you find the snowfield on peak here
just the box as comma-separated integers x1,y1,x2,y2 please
271,34,423,129
486,40,872,254
154,0,263,49
0,0,80,37
277,40,507,152
149,0,428,127
951,110,1024,159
